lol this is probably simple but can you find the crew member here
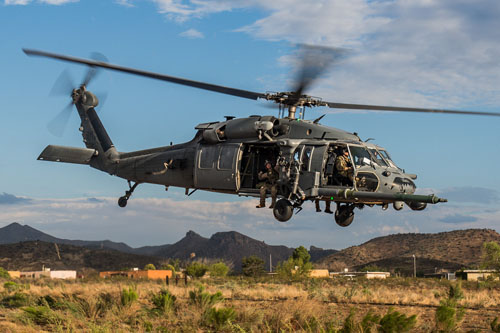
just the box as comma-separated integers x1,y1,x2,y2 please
335,148,353,185
256,160,279,208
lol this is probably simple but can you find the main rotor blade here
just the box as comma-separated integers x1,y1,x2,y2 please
24,49,266,101
82,52,109,87
293,45,348,97
324,101,500,117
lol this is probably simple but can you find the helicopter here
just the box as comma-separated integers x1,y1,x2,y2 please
23,47,500,227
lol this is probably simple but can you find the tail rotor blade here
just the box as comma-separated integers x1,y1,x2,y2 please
82,52,109,87
47,102,73,137
50,69,75,97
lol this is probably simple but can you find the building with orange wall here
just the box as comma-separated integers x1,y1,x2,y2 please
99,270,173,280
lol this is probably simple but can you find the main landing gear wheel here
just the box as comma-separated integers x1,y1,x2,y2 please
335,204,355,227
118,196,128,207
273,199,293,222
117,180,140,208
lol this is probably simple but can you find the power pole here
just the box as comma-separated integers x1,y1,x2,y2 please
412,254,416,278
269,254,272,273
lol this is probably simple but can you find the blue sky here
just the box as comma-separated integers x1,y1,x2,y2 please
1,0,500,249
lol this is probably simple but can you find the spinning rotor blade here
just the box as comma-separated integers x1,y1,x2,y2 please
324,101,500,117
293,45,348,97
47,102,73,137
82,52,109,87
50,69,74,97
23,49,266,101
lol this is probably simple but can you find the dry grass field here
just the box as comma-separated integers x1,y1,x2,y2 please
0,276,499,332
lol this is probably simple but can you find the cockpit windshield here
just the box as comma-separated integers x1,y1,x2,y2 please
378,149,398,168
368,148,388,167
348,146,373,168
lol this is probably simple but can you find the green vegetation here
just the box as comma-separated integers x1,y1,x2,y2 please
491,317,500,333
481,241,500,271
151,289,176,314
186,262,208,278
277,245,313,280
209,262,230,277
435,282,465,332
143,263,156,270
120,286,138,307
0,267,10,279
339,308,416,333
241,255,265,277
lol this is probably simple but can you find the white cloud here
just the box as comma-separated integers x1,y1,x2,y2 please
115,0,134,7
180,28,204,39
1,188,499,249
4,0,78,4
143,0,500,108
4,0,31,4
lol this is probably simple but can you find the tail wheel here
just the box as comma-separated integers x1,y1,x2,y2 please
118,196,128,208
273,199,293,222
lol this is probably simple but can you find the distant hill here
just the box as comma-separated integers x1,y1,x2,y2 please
0,222,137,254
0,241,162,272
316,229,500,275
155,230,294,271
0,223,336,271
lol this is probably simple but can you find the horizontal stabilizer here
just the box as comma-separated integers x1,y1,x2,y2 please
38,145,97,165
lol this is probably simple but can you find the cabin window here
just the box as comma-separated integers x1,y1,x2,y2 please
199,146,217,169
218,146,235,170
302,146,313,171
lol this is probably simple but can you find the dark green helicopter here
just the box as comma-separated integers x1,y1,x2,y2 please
23,48,500,227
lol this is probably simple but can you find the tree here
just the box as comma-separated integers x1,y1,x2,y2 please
144,263,156,270
277,246,312,279
292,246,311,263
209,262,229,277
481,241,500,271
186,262,208,278
241,256,265,277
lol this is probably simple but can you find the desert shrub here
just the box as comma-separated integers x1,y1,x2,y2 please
1,292,30,308
189,285,223,311
435,282,465,332
151,289,176,314
0,267,10,279
37,295,64,310
241,256,265,277
206,306,236,329
491,317,500,332
378,308,417,332
144,263,156,270
121,286,138,307
21,305,64,327
67,292,115,319
186,262,208,278
361,264,384,272
4,281,20,292
210,262,230,277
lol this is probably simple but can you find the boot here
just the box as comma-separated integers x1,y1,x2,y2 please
269,198,276,209
315,199,321,212
324,201,333,214
256,196,266,208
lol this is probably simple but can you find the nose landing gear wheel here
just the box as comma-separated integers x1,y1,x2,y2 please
335,204,355,227
273,199,293,222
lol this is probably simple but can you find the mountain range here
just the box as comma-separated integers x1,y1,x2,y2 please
1,222,498,275
0,222,336,271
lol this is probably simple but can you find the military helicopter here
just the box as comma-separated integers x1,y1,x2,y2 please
23,48,500,227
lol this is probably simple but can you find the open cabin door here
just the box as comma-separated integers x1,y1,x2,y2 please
194,143,241,191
